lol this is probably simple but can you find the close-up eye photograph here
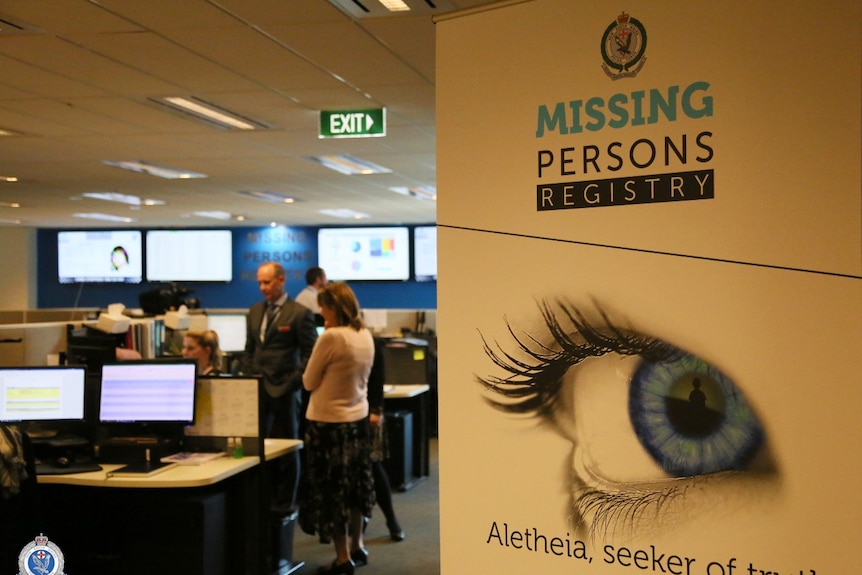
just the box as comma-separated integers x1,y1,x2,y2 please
477,299,778,541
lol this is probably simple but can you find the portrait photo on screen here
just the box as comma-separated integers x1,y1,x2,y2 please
146,229,233,282
58,230,143,284
318,226,410,281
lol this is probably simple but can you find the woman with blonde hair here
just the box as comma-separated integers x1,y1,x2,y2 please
300,282,375,575
181,329,223,376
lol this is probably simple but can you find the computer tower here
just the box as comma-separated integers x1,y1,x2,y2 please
383,410,413,491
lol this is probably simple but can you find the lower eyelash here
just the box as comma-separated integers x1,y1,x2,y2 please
567,446,690,541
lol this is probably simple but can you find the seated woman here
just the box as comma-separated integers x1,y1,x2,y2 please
181,329,223,376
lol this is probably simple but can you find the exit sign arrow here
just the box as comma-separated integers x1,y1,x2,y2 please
319,108,386,139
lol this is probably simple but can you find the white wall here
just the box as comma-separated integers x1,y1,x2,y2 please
0,227,37,309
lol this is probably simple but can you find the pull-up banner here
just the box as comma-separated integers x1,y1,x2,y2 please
436,1,861,574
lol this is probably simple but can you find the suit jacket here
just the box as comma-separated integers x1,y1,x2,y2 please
245,298,318,398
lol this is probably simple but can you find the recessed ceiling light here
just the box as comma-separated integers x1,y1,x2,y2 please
193,210,232,220
103,160,207,179
319,208,371,220
82,192,166,206
0,201,21,208
151,96,267,130
305,154,391,175
380,0,410,11
73,213,136,223
0,218,22,224
390,185,437,200
0,176,18,182
237,190,298,204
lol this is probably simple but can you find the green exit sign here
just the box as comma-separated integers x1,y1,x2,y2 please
319,108,386,138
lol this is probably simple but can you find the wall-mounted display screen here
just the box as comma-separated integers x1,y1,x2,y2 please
318,227,410,281
146,230,233,282
413,225,437,282
58,230,143,284
0,366,87,423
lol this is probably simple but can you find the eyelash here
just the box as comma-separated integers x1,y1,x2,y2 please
477,299,680,421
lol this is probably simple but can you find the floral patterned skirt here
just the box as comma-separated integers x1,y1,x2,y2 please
298,419,375,542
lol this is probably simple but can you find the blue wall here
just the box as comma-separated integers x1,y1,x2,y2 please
37,226,436,310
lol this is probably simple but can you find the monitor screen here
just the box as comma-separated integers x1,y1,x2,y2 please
57,230,143,284
318,226,410,281
413,225,437,282
66,325,123,373
207,313,248,353
98,360,197,424
0,366,87,423
146,229,233,282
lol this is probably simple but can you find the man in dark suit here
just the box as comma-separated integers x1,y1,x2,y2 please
245,261,317,513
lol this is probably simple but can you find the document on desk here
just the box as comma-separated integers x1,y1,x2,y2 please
160,452,225,465
185,378,258,437
106,460,177,478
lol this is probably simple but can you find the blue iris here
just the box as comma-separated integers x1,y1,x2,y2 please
629,349,764,477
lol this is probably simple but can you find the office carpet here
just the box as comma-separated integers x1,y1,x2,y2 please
293,438,441,575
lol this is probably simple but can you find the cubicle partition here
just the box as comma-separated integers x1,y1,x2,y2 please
35,375,303,575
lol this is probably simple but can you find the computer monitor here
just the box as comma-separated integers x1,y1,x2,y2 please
0,366,87,424
207,313,248,353
98,360,197,426
66,325,123,374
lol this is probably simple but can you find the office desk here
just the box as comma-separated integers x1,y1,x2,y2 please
38,439,297,488
384,384,430,490
37,439,301,575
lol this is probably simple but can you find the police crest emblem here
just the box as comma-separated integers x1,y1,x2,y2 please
17,534,65,575
601,11,648,79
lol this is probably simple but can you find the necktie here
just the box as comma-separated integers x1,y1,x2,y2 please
266,302,277,325
261,303,277,341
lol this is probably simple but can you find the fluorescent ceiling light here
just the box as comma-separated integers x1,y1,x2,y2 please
380,0,410,11
73,213,136,223
305,154,391,175
390,185,437,200
152,96,265,130
319,208,371,220
193,210,233,221
0,201,21,208
83,192,165,206
0,176,18,182
103,160,207,180
237,190,297,204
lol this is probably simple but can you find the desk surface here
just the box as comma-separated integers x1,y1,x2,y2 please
37,438,302,489
384,383,430,398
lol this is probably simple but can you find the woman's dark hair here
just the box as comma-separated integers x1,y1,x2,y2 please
317,282,365,330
